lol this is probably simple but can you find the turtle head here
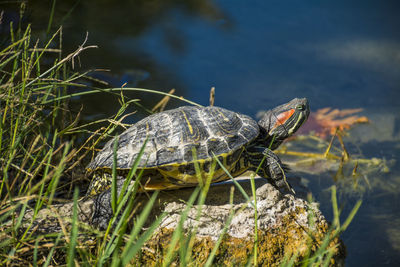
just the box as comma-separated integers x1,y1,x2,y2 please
258,98,310,150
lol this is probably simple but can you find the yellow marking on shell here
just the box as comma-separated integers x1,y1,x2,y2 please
213,111,236,135
181,110,194,135
218,111,230,122
158,165,180,178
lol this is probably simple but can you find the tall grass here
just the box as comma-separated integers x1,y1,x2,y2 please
0,18,90,264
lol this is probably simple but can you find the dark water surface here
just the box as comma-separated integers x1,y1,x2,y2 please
4,0,400,265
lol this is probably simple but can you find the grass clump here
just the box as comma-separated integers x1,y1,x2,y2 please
0,17,90,264
0,9,125,262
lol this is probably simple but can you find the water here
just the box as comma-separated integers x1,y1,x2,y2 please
4,0,400,265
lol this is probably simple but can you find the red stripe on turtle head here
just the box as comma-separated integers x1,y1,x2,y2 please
272,108,295,128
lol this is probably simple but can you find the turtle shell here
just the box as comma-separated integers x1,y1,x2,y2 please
87,106,259,173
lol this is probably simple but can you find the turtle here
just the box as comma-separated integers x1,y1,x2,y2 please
86,98,310,196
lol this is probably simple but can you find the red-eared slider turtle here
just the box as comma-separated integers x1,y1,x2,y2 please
86,98,309,196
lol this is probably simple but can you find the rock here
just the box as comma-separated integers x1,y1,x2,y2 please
17,177,345,266
132,177,345,266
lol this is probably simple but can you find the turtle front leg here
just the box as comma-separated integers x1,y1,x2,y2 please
261,148,295,194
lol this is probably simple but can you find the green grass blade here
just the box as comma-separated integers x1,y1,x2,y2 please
128,191,159,240
98,138,149,263
119,212,167,266
42,232,62,267
162,187,201,267
33,238,39,267
341,199,362,232
204,186,236,267
250,173,258,265
114,191,163,266
212,152,252,205
66,188,79,267
100,164,149,266
117,137,149,205
330,185,340,229
42,87,202,107
180,149,216,265
111,136,119,214
46,0,57,35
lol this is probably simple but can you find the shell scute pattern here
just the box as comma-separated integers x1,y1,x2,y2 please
156,146,180,165
183,143,206,162
206,138,229,158
88,106,259,173
225,134,247,150
175,108,210,145
203,106,243,136
238,117,260,140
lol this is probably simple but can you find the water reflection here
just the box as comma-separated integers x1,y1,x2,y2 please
7,0,229,119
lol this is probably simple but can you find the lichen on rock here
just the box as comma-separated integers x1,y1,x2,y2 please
134,177,345,266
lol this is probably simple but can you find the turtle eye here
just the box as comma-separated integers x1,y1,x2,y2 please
296,104,305,111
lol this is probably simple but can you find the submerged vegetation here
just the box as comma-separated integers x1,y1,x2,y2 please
0,10,367,267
